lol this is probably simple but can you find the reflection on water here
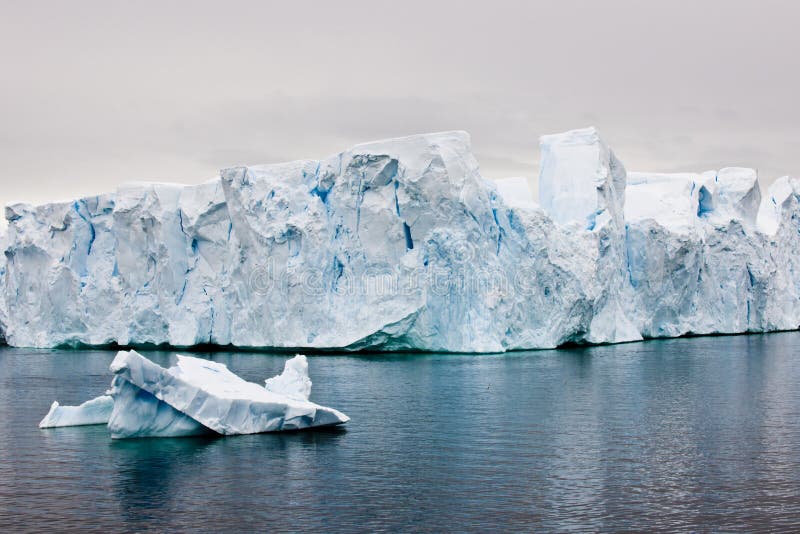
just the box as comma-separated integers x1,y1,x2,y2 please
1,333,800,531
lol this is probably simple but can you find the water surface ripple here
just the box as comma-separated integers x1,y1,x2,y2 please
1,333,799,531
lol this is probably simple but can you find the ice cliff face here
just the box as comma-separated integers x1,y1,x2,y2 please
538,128,640,345
0,230,7,344
623,165,800,337
1,128,799,351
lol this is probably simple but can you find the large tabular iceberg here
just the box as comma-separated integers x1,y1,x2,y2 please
3,128,800,351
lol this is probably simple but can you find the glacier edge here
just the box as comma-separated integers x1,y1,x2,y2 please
2,128,800,352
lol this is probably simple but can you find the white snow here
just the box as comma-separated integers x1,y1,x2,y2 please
5,128,800,352
38,395,114,428
625,173,700,233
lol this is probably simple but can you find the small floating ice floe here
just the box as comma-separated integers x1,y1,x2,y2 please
39,351,349,439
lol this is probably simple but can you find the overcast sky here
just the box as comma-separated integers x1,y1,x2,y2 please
1,0,799,224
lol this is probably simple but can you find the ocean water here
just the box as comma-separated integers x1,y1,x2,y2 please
1,333,800,532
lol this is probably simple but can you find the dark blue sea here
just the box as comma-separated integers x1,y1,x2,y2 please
2,333,800,532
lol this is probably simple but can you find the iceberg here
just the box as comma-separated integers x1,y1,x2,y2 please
4,128,800,352
38,395,114,428
41,351,348,438
109,351,348,438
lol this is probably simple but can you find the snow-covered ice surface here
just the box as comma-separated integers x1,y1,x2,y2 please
38,395,114,428
4,128,800,352
625,172,701,233
109,351,348,438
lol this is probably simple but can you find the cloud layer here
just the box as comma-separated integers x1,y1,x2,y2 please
1,0,798,221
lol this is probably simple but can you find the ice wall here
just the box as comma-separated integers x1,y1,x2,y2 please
2,128,799,352
0,229,7,344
